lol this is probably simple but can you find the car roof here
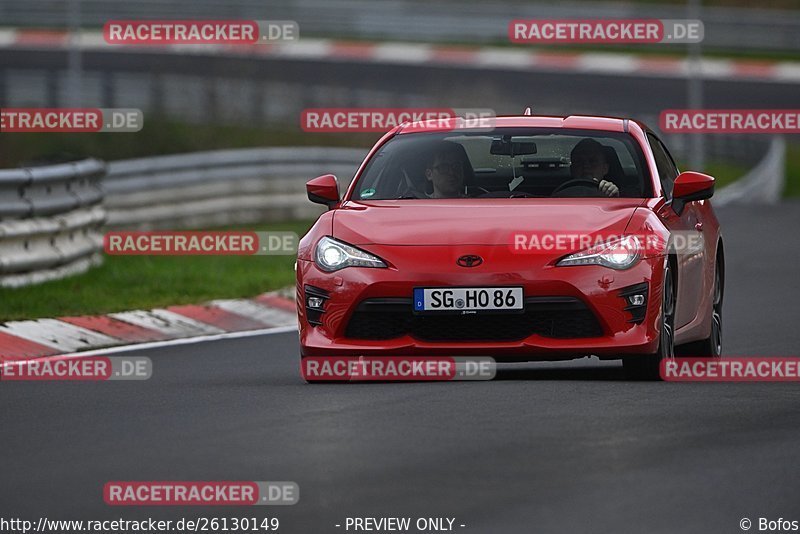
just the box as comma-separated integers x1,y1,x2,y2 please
396,114,643,134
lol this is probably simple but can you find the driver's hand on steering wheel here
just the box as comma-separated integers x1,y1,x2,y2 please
598,179,620,197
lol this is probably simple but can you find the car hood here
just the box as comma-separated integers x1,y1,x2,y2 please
333,199,647,246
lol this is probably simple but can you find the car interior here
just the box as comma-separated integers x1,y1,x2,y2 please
356,132,652,199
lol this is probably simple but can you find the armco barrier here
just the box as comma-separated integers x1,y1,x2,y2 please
0,159,106,288
714,136,786,206
103,147,366,229
0,149,366,287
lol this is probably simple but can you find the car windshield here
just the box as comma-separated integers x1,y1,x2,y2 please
351,128,653,200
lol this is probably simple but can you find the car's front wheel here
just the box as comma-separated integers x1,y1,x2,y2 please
623,261,675,380
677,260,723,358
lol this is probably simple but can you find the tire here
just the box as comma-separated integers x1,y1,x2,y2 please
624,260,676,380
676,260,723,358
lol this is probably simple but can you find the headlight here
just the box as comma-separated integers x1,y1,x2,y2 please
314,236,387,272
556,235,641,270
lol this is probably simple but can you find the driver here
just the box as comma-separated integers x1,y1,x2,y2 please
569,139,620,197
424,141,469,198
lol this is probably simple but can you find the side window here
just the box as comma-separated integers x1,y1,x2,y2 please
647,133,678,198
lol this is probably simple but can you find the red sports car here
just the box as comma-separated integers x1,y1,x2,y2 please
296,115,723,380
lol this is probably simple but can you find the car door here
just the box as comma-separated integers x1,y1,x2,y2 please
647,133,704,328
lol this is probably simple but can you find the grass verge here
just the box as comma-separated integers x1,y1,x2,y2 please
702,161,748,190
677,158,748,190
685,141,800,198
0,220,313,321
784,142,800,197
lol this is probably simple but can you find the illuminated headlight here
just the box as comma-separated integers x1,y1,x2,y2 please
314,236,387,272
557,235,641,270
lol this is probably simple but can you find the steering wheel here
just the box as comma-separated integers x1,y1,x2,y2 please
551,178,599,196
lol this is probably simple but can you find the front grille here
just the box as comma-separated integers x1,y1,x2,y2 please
344,297,603,341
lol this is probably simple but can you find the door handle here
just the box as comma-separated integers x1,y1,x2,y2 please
695,222,703,231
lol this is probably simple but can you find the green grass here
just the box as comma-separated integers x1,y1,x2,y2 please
785,142,800,197
0,220,313,321
677,159,748,190
701,161,749,189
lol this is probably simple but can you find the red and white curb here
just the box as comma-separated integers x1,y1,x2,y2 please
1,28,800,84
0,291,297,362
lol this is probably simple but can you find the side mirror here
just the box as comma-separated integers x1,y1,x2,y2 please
671,171,714,215
306,174,340,209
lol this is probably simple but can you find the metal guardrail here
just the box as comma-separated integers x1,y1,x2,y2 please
104,147,366,229
0,159,106,288
715,136,786,206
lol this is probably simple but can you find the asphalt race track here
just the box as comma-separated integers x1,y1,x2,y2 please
2,202,800,534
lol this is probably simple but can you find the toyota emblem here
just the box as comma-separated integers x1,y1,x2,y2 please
457,255,483,268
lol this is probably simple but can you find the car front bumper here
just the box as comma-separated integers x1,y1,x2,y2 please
296,245,665,361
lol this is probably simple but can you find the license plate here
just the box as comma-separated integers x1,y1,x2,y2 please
414,287,524,313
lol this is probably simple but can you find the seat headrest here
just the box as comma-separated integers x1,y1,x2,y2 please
601,144,641,196
602,145,625,181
